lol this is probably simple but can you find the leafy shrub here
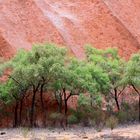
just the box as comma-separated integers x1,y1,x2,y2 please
124,102,138,121
92,110,106,125
116,102,139,123
116,111,128,123
77,106,93,126
74,105,107,127
85,109,106,131
106,116,118,130
69,106,91,126
69,108,82,121
67,115,78,124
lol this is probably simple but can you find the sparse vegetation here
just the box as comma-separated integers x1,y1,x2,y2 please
67,114,78,124
106,116,118,130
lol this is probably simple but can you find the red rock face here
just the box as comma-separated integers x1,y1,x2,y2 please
0,0,139,59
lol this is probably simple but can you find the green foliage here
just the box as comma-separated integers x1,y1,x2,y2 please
0,80,15,104
78,94,91,106
76,101,107,127
116,102,139,123
123,52,140,88
9,44,66,88
68,108,83,123
67,115,79,124
91,109,106,126
116,111,128,124
0,43,68,127
122,52,140,121
85,45,125,111
85,45,125,89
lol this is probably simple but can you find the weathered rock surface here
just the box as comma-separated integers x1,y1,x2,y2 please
0,0,140,59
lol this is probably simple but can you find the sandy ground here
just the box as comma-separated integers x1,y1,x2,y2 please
0,124,140,140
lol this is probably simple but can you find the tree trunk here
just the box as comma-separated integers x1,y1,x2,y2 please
40,84,47,127
40,84,45,109
114,88,120,111
30,91,36,127
136,94,140,122
19,98,23,126
64,99,68,115
58,95,63,113
13,101,18,127
131,85,140,122
63,89,68,126
63,89,68,115
54,92,62,113
90,94,93,107
30,84,40,127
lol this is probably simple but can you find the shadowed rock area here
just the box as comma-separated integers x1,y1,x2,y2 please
0,0,140,59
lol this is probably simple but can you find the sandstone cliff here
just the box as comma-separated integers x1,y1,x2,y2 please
0,0,139,59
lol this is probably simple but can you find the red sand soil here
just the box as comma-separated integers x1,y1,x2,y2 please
0,0,140,59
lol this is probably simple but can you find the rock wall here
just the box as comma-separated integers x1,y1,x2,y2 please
0,0,139,59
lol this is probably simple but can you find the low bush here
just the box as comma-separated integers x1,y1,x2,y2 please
67,115,79,124
116,111,128,123
106,116,118,130
91,109,106,126
116,102,139,123
69,108,83,122
70,106,92,126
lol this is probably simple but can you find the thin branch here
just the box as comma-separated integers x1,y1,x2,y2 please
66,92,79,101
118,86,125,97
6,74,21,86
131,84,140,95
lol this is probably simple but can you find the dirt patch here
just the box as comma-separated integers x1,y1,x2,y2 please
0,124,140,140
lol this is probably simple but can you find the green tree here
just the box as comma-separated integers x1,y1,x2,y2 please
52,57,110,120
0,75,29,127
3,43,66,127
51,59,97,126
85,46,125,111
52,59,94,114
123,52,140,121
